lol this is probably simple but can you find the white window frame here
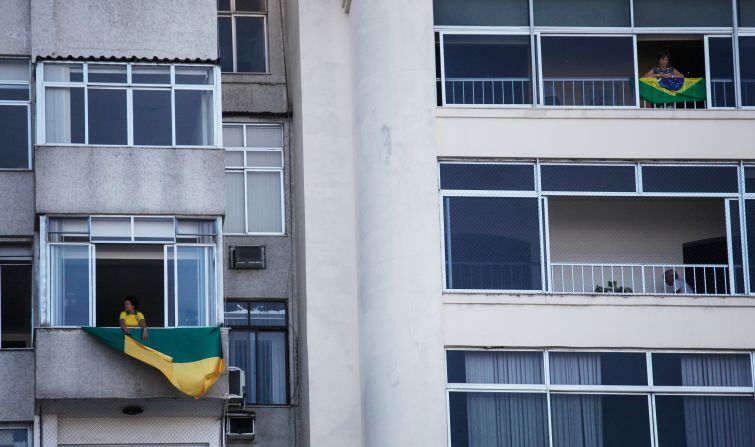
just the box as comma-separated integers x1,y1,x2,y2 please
0,57,32,170
445,348,755,447
0,261,33,349
223,123,286,236
218,0,270,74
36,61,222,148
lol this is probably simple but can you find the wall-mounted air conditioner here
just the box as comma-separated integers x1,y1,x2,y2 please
226,411,256,441
230,245,266,269
227,366,246,407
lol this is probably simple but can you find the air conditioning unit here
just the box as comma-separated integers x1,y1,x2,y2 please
226,411,255,441
230,245,266,270
227,366,246,406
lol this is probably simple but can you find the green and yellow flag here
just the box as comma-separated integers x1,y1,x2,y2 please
639,77,706,104
83,326,225,398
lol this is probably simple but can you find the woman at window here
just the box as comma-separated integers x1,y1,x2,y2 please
119,296,149,341
644,51,685,90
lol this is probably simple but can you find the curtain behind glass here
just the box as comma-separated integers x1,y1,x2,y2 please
680,354,752,387
464,351,544,384
465,393,549,447
678,396,755,447
550,353,602,385
45,88,73,143
258,332,287,404
225,172,246,233
551,395,603,447
246,171,283,233
230,330,257,404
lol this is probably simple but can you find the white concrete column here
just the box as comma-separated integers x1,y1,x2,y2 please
349,0,448,446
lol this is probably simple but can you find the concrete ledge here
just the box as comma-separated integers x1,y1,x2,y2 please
0,171,34,236
0,350,34,421
35,146,224,216
35,328,228,400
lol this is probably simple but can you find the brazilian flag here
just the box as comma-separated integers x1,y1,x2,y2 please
639,77,706,104
83,326,225,398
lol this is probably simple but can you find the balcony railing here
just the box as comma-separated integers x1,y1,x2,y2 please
550,263,731,296
543,77,634,106
444,77,531,105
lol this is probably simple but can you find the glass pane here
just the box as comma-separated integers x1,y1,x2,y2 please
236,16,267,73
444,197,542,291
747,200,755,294
0,105,29,169
534,0,630,26
709,37,736,108
218,0,231,11
175,90,214,146
741,0,755,26
218,17,234,72
88,88,127,145
175,66,214,85
449,392,549,447
740,37,755,107
133,90,172,146
652,353,752,386
246,150,282,167
166,248,175,327
176,246,213,326
1,265,32,348
224,125,244,147
0,429,29,447
641,165,739,193
134,217,175,242
87,64,127,83
446,350,544,384
224,301,249,325
258,331,287,404
45,87,85,144
131,65,171,84
656,396,755,447
0,59,30,81
746,168,755,192
236,0,266,12
634,0,732,26
549,352,648,385
0,85,30,101
551,394,651,447
540,165,637,192
433,0,529,26
250,302,286,327
44,63,83,82
225,151,245,167
541,36,636,106
91,217,131,241
440,163,535,191
443,34,532,105
51,245,91,326
730,200,745,294
246,125,282,147
176,219,217,237
246,171,283,233
225,172,246,233
229,329,257,404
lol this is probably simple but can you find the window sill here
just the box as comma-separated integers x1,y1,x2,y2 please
435,106,755,120
443,292,755,307
35,144,222,150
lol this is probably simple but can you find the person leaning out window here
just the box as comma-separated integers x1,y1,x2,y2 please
119,296,149,341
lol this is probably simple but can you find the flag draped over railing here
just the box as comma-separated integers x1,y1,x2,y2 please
83,326,225,398
639,77,706,104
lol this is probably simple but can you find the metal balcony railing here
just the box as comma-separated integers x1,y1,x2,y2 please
542,77,634,106
443,77,531,105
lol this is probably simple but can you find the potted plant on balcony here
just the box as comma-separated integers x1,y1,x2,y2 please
595,281,633,294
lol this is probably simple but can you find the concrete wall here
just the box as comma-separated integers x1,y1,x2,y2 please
30,0,217,60
0,0,30,55
35,146,224,216
0,172,34,236
35,328,228,400
229,407,295,447
224,236,291,299
0,350,34,421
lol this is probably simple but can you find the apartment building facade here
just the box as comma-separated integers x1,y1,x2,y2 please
0,1,296,447
286,0,755,446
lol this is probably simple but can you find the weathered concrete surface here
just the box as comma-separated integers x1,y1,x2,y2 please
0,350,34,421
35,146,224,216
221,78,288,115
228,407,295,447
224,235,292,299
35,328,229,400
0,172,35,236
0,0,30,55
31,0,217,60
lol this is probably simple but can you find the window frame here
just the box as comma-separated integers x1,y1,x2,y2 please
0,426,32,447
445,348,755,447
0,261,33,350
225,299,290,406
0,57,32,170
218,0,270,74
223,123,286,236
36,61,222,148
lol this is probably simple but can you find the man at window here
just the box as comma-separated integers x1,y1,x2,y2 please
119,296,149,341
664,269,692,294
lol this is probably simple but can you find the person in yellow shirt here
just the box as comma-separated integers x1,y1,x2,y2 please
119,296,149,341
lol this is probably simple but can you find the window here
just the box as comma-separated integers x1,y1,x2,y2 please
740,37,755,107
39,62,219,147
224,124,285,235
218,0,268,73
533,0,630,27
447,350,755,447
433,0,529,26
0,58,30,169
540,164,636,192
440,163,535,191
0,428,30,447
641,165,739,193
634,0,732,27
225,300,288,405
0,245,32,349
46,216,219,327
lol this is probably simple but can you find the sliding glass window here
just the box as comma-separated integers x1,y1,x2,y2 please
218,0,268,73
39,62,220,147
0,59,31,169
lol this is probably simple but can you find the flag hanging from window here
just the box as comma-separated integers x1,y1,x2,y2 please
83,326,225,398
639,77,706,104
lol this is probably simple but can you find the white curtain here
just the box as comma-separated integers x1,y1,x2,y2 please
45,87,72,143
224,172,246,233
467,393,549,447
246,171,283,233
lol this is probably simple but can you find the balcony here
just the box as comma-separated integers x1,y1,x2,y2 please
35,328,229,401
